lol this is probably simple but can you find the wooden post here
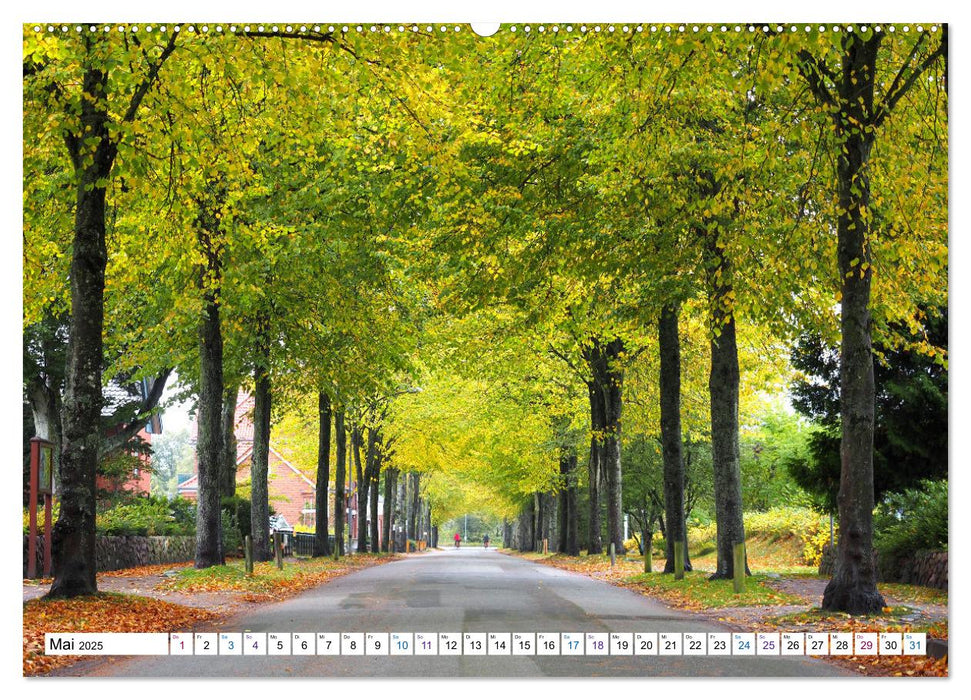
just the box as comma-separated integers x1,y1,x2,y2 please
43,495,52,577
733,542,746,593
27,441,38,579
609,542,616,568
674,540,684,580
543,538,548,555
244,535,253,575
644,539,652,573
275,532,284,570
406,539,410,553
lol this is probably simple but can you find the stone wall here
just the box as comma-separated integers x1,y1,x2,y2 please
889,550,948,590
818,544,947,590
24,535,195,578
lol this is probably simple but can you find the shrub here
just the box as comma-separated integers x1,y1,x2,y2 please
684,507,830,566
97,496,195,536
222,509,241,555
22,501,60,534
874,479,948,572
221,495,251,545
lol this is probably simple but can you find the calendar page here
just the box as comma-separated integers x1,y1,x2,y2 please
19,0,950,692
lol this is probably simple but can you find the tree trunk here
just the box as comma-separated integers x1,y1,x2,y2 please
585,339,625,555
602,340,625,555
250,352,272,562
821,33,887,615
586,382,604,555
369,453,381,552
560,448,580,555
314,392,331,557
334,409,346,556
707,233,748,580
219,385,238,498
42,28,176,599
395,473,407,550
47,58,116,597
409,472,420,541
355,425,368,552
193,199,225,570
659,303,692,573
382,466,396,552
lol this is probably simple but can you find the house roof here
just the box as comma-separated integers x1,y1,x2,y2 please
177,444,317,493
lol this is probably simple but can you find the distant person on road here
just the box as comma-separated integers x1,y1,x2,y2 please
483,534,490,548
454,532,461,548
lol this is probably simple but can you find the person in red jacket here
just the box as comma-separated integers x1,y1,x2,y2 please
454,532,461,548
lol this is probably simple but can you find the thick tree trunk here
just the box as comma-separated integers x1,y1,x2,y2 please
193,197,226,570
585,339,625,555
409,472,420,541
707,234,748,580
369,458,381,552
557,450,570,554
314,392,331,557
334,410,346,556
43,29,175,599
586,383,604,555
47,60,115,597
659,304,692,573
355,425,368,552
219,385,238,498
602,342,625,555
821,34,887,615
395,474,407,550
250,356,272,562
565,454,579,555
382,467,396,552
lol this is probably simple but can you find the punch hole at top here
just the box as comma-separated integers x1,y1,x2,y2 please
471,23,501,37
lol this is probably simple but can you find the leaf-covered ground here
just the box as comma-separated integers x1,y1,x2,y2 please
160,553,396,600
23,593,218,677
24,553,397,676
504,549,947,677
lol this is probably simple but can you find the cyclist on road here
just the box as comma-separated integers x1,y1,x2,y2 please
454,532,461,548
483,534,490,549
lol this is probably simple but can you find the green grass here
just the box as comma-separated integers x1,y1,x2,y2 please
622,570,804,609
878,582,948,606
163,553,394,593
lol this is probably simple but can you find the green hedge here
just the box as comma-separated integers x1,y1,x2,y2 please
96,496,196,536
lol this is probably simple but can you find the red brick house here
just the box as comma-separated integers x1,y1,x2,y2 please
178,394,383,543
97,379,164,498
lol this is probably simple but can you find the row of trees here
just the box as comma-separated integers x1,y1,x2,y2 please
24,25,946,614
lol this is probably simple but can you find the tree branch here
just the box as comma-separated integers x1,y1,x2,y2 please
122,30,179,124
873,30,946,129
100,368,173,455
795,49,836,109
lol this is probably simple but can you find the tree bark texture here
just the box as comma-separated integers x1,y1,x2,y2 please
334,409,346,556
382,466,397,552
820,33,887,615
193,197,225,570
219,385,239,498
364,427,383,552
659,304,692,573
48,58,115,597
355,425,368,552
409,472,421,540
585,338,626,554
250,349,272,562
314,392,331,557
586,383,604,555
706,233,748,580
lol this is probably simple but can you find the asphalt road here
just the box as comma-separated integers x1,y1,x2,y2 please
57,547,852,678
